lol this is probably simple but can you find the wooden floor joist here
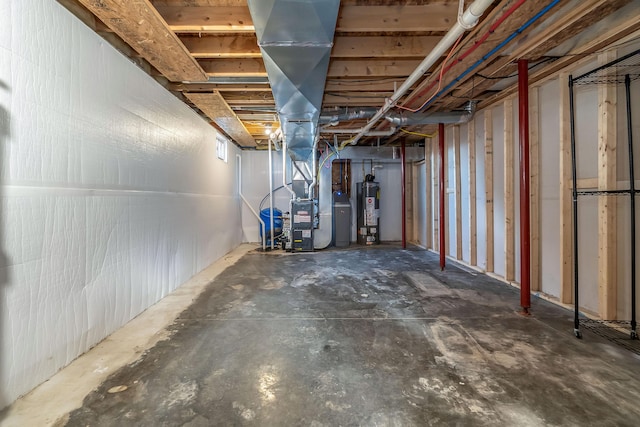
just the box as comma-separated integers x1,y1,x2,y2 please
157,4,457,33
76,0,207,82
185,92,256,147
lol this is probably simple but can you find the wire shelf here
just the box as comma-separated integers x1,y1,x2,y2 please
573,48,640,86
580,320,640,354
576,189,640,196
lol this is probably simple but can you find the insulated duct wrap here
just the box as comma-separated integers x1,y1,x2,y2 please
247,0,340,161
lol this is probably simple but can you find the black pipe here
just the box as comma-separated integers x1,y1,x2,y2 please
625,74,638,339
569,75,581,338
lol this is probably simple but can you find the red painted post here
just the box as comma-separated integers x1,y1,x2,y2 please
518,59,531,313
439,123,446,270
401,139,407,249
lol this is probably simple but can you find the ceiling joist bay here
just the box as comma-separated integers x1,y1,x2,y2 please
185,92,256,147
76,0,207,82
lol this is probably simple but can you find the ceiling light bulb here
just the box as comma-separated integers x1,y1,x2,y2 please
265,125,272,135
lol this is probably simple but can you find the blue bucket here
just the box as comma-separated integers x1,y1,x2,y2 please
259,208,283,239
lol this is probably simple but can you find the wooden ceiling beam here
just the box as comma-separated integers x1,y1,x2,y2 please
181,35,261,58
157,4,457,34
328,59,423,78
185,92,256,147
199,58,424,78
337,4,456,33
200,58,267,76
169,83,272,92
180,34,442,59
76,0,207,82
325,80,408,92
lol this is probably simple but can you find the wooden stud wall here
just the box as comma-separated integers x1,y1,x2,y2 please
559,71,574,304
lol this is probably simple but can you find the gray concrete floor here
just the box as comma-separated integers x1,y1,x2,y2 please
60,245,640,426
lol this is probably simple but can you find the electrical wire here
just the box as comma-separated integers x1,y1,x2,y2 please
399,128,437,138
476,57,556,80
258,184,291,211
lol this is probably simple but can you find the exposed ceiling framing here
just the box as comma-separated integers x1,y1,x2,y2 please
59,0,639,148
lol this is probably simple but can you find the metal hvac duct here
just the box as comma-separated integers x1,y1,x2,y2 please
247,0,340,161
384,101,477,126
319,107,379,125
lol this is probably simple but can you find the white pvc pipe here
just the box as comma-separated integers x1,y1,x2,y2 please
237,154,266,251
268,139,275,249
282,140,296,198
348,0,495,145
309,136,318,199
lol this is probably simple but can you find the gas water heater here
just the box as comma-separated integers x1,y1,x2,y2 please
357,180,380,245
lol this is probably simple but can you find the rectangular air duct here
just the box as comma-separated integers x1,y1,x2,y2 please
247,0,340,161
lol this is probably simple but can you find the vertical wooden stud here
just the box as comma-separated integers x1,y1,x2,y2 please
559,71,573,304
530,86,541,292
504,98,515,282
485,109,495,272
454,125,463,260
468,119,477,266
598,51,617,320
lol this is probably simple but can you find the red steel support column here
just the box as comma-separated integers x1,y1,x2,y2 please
518,59,531,313
401,139,407,249
439,123,446,270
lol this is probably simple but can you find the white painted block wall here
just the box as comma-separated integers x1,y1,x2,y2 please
0,0,242,409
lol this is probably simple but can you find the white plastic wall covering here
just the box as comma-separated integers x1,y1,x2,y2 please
492,104,506,278
513,96,521,283
447,128,456,258
475,112,487,270
0,0,242,409
459,123,471,264
416,163,427,247
575,85,600,313
539,78,562,297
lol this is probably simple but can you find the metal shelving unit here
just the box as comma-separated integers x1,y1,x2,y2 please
569,48,640,339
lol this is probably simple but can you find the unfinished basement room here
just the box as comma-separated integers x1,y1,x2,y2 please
2,0,640,425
